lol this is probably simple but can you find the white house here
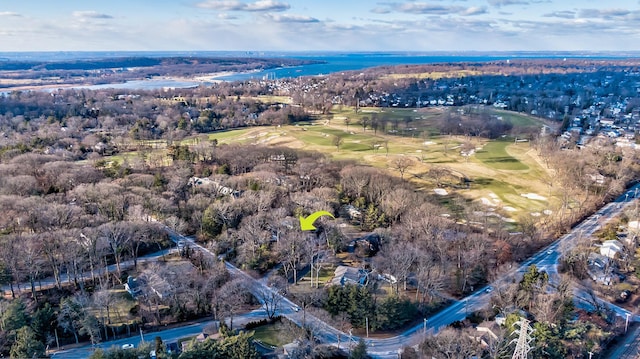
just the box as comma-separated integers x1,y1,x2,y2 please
600,240,624,259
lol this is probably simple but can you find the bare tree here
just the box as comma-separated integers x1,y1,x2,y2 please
219,278,250,330
332,135,344,151
420,327,481,359
374,240,417,293
98,222,131,280
391,156,413,180
255,277,287,319
276,227,309,286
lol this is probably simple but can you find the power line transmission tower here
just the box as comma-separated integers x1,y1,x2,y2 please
511,318,534,359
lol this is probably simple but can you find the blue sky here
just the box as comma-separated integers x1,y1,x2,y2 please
0,0,639,52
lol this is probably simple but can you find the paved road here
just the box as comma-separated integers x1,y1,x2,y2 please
51,309,269,359
606,324,640,359
52,184,640,358
2,248,177,296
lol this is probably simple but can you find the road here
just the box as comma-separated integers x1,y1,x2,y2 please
2,248,177,296
51,309,268,359
52,184,640,358
606,323,640,359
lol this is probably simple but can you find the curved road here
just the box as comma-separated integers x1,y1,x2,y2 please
53,184,640,358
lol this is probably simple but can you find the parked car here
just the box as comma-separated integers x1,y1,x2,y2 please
122,344,134,350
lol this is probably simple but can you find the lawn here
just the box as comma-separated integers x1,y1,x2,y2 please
493,109,544,128
196,108,557,219
475,139,529,171
88,289,138,326
252,322,289,347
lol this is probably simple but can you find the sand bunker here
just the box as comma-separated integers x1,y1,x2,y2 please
434,188,448,195
521,193,547,201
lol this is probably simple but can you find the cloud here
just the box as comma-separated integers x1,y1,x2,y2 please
196,0,290,12
0,11,21,17
460,6,487,16
245,0,289,11
217,13,238,20
264,13,319,23
72,11,113,19
542,10,575,19
376,2,487,16
578,8,632,19
398,3,465,15
487,0,528,7
370,7,391,14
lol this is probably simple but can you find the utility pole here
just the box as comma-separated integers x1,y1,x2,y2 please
423,318,427,336
625,313,631,333
588,351,593,359
366,317,369,338
511,318,534,359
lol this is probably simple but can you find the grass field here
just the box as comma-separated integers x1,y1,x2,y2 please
475,139,529,171
200,106,556,222
252,322,288,347
98,104,556,224
88,289,138,326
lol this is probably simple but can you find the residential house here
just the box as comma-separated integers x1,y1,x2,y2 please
125,276,142,298
587,253,614,286
600,240,624,259
330,265,369,287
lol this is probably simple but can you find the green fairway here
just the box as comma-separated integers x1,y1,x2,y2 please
207,128,254,143
493,109,544,127
475,140,529,171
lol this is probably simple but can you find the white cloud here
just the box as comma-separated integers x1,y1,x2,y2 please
542,10,575,19
217,13,238,20
196,0,290,12
376,2,488,16
398,3,465,15
245,0,289,11
0,11,21,17
487,0,529,7
265,13,319,23
370,7,391,14
72,11,113,19
578,8,632,19
460,6,488,16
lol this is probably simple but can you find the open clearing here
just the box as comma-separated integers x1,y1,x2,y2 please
203,106,557,222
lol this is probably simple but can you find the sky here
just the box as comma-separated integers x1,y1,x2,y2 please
0,0,639,52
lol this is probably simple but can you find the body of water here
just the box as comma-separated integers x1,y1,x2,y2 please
1,51,634,91
215,53,514,81
75,79,205,91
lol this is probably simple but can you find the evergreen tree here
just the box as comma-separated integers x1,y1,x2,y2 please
350,338,368,359
10,326,45,359
31,302,56,342
2,299,28,333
